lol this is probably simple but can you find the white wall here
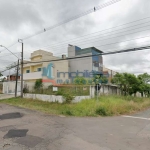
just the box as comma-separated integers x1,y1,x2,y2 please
24,93,91,103
23,72,42,80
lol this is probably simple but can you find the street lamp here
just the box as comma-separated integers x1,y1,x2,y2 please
0,45,20,97
0,45,19,59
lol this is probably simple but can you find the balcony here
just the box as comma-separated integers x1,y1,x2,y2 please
23,72,42,80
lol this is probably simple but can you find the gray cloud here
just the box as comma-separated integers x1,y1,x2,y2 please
0,0,150,76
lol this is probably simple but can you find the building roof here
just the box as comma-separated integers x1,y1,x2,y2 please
76,47,103,55
7,74,21,77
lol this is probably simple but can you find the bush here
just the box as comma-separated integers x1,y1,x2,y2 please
63,110,73,116
95,107,110,116
34,79,43,90
62,93,74,103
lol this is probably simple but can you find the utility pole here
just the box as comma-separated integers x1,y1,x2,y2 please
18,39,23,98
15,59,19,97
21,42,23,98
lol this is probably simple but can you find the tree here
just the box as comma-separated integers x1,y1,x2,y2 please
111,73,140,96
93,75,108,84
138,73,150,84
138,73,150,97
0,73,3,77
74,76,87,85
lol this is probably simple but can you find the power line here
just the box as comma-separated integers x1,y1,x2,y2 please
0,52,20,58
0,64,18,73
32,33,150,57
96,34,150,48
22,45,150,64
24,20,150,55
0,45,19,59
38,19,150,50
23,34,150,60
1,45,150,73
21,0,121,41
38,24,150,51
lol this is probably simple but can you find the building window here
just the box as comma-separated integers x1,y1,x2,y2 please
26,70,30,73
37,68,41,72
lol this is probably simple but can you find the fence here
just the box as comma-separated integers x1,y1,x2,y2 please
0,82,2,93
2,81,21,94
90,84,120,98
3,81,145,98
29,85,90,96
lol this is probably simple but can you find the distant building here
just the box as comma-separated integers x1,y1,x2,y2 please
22,46,104,85
7,74,20,81
23,50,69,85
68,45,103,79
103,67,118,83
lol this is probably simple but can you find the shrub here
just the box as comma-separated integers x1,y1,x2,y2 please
63,110,73,116
63,93,74,103
95,107,109,116
34,79,43,90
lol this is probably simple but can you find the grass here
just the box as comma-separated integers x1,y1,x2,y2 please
0,95,150,117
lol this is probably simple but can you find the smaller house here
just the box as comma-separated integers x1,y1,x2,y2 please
0,76,7,82
7,74,20,81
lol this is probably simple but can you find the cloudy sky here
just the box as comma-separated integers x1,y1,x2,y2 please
0,0,150,75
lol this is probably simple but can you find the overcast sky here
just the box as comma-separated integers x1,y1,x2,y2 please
0,0,150,75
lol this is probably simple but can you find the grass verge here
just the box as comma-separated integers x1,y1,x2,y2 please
0,95,150,117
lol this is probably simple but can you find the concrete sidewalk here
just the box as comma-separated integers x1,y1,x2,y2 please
0,104,150,149
0,94,15,100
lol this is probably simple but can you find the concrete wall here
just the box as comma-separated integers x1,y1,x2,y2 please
90,84,121,97
3,81,22,94
24,93,91,103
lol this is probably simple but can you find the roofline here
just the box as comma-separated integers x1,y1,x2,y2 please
81,47,103,53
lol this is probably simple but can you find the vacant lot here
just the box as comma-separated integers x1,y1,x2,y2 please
0,95,150,116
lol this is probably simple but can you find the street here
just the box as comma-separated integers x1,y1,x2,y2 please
0,104,150,150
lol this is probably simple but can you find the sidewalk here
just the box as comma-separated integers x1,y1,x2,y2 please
0,94,15,100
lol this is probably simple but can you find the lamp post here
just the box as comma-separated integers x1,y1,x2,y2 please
0,45,19,97
0,45,19,59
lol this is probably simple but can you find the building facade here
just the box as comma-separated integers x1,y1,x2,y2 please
23,50,69,85
103,67,118,83
68,45,103,79
23,46,104,85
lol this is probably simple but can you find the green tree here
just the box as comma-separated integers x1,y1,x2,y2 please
0,72,3,77
74,76,87,85
93,75,108,84
138,73,150,97
112,73,140,96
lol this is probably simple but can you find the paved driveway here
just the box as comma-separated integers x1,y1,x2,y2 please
0,104,150,150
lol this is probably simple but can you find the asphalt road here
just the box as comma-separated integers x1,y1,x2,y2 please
0,104,150,150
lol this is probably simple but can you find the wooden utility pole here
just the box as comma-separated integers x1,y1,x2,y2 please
21,42,23,98
15,59,19,97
